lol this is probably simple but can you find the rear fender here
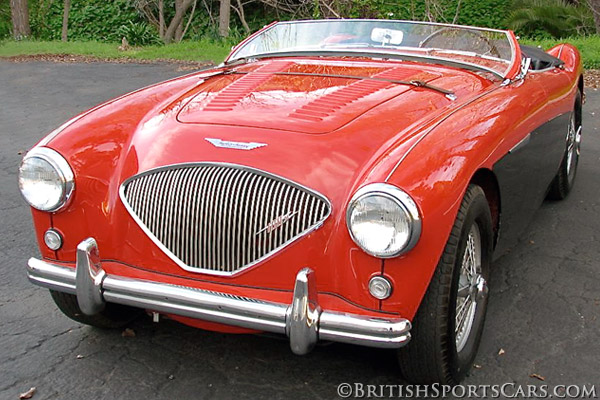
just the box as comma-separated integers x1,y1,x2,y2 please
547,44,582,74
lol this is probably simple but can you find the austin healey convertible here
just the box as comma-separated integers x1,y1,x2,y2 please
19,20,583,383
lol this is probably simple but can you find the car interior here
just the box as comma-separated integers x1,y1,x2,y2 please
520,44,565,70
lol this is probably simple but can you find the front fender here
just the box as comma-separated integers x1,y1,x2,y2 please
379,64,578,318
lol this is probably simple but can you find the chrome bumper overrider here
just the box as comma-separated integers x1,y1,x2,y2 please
27,238,411,354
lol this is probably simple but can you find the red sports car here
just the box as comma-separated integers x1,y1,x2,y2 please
19,20,583,384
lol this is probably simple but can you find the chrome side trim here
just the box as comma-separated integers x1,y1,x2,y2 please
508,133,531,154
26,239,411,354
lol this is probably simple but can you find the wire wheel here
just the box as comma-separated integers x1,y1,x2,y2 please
397,185,492,384
547,90,583,201
565,112,582,185
455,223,486,352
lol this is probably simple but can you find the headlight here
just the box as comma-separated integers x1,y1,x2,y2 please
346,183,421,258
18,147,74,212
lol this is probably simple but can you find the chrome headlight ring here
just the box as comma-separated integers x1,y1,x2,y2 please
346,183,421,258
18,147,75,212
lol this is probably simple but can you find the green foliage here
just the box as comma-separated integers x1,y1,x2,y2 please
455,0,511,29
507,0,595,39
117,21,160,46
0,0,11,39
30,0,146,42
345,0,511,28
523,35,600,68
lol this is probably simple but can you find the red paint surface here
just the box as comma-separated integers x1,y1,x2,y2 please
29,44,582,332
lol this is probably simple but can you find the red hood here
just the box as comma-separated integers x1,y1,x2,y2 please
46,57,496,208
42,57,498,310
177,60,442,134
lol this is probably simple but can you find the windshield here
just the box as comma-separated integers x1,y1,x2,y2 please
228,20,518,78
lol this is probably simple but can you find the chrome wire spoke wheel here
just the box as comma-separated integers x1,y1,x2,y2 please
566,113,582,184
455,223,484,353
398,185,492,384
547,91,583,201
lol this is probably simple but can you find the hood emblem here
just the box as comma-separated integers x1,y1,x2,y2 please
205,138,267,151
256,211,299,235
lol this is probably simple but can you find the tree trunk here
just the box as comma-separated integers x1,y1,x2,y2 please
589,0,600,34
180,0,198,42
233,0,250,33
61,0,70,42
163,0,194,44
175,0,184,42
219,0,231,37
159,0,165,38
10,0,31,39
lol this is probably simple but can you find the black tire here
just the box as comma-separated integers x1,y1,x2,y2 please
547,90,583,200
397,185,493,384
50,290,142,329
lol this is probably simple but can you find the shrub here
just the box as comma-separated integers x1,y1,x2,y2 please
345,0,510,28
507,0,595,39
117,21,161,46
0,0,11,39
30,0,147,42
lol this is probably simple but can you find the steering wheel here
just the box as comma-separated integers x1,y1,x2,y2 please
418,28,502,59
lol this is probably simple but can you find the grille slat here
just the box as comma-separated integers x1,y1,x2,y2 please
121,164,331,275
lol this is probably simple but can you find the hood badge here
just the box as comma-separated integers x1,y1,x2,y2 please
256,210,299,235
205,138,267,151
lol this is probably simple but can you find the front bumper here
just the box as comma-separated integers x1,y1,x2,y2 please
27,238,411,354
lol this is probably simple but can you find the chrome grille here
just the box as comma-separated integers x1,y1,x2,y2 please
120,163,331,275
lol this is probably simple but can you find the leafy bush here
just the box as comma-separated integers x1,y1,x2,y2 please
344,0,510,28
455,0,511,29
0,0,11,39
31,0,148,42
507,0,595,39
117,21,160,46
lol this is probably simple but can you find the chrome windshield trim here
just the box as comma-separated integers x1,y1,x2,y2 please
230,50,504,79
119,162,332,277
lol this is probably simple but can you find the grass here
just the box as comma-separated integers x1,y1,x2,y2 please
523,35,600,69
0,39,232,64
2,35,599,70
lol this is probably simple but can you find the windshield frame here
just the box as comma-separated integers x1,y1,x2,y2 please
225,19,521,80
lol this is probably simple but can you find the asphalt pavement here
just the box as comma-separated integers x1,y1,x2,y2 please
1,61,599,399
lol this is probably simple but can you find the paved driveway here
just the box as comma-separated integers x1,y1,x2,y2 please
1,61,598,399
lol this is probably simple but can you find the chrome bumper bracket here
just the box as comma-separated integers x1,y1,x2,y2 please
288,268,321,355
75,238,106,315
27,238,411,354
